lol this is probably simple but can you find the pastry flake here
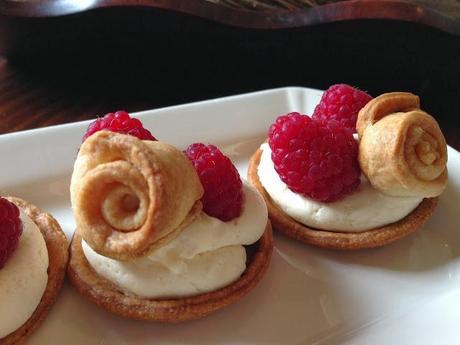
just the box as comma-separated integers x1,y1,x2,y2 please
248,148,438,249
70,131,204,260
358,92,448,198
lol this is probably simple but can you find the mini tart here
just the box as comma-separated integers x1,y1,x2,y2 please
67,221,273,322
248,148,438,250
1,197,68,345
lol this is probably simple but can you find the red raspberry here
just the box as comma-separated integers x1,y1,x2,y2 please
185,143,243,221
0,198,23,269
82,111,156,142
312,84,372,132
268,112,360,202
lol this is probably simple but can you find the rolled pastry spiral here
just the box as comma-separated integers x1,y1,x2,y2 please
357,92,448,198
70,131,204,260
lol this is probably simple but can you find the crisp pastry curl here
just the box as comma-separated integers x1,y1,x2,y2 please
70,131,204,260
358,92,448,198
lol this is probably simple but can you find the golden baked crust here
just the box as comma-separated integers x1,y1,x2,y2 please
71,131,204,260
0,197,68,345
356,92,420,137
357,92,448,198
67,221,273,322
248,148,438,250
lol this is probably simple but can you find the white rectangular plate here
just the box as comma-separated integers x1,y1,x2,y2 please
1,87,460,345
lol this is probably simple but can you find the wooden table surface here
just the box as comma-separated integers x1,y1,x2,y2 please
0,9,458,151
1,56,458,152
213,0,460,19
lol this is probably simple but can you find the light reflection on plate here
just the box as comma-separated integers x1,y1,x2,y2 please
0,87,459,345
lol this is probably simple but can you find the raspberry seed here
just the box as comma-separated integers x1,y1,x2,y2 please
185,143,243,221
312,84,372,132
82,111,156,142
0,198,23,269
268,113,360,202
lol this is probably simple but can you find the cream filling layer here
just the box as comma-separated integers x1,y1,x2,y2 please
0,211,49,339
83,182,268,298
258,143,423,232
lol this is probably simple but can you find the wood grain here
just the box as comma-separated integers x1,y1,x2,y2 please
211,0,460,18
0,0,458,34
0,15,458,150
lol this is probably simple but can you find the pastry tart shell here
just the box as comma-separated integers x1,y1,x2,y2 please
1,197,68,345
248,149,438,250
67,221,273,322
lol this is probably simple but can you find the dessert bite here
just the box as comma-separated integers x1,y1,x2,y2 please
248,85,447,249
0,197,68,344
68,112,272,322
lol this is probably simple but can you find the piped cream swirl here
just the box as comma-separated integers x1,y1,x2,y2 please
258,143,423,231
0,211,48,338
82,183,267,298
70,131,204,260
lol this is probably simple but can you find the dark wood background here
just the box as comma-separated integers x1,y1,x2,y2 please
0,5,458,150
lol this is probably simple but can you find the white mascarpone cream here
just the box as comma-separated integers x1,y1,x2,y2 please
258,143,423,232
0,211,49,339
83,182,268,298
